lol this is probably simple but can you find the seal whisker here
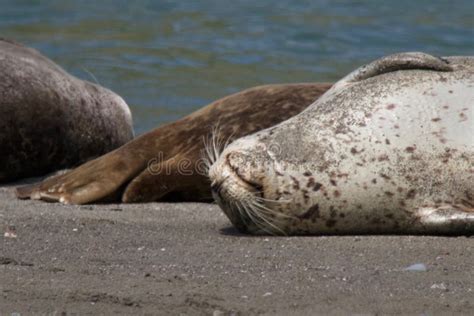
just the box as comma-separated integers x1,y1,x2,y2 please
244,200,288,235
81,66,100,85
240,201,278,235
250,199,295,220
254,195,292,204
223,130,236,149
211,124,223,164
233,200,248,226
202,123,233,175
240,201,265,230
201,134,217,173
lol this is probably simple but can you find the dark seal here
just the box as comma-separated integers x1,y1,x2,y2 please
0,38,134,182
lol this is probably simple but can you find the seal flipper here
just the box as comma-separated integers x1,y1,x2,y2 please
414,204,474,235
333,52,453,90
121,154,208,203
16,183,38,199
15,150,146,204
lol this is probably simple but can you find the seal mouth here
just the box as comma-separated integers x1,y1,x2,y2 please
209,152,263,233
225,153,264,195
210,153,263,198
209,152,289,235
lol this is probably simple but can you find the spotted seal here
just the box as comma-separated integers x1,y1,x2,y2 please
0,38,134,182
209,52,474,235
16,83,332,203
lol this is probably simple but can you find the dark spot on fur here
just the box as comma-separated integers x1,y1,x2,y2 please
431,117,441,122
448,90,453,94
380,173,391,180
329,206,337,218
302,189,310,203
394,124,400,129
397,187,403,193
313,182,323,192
303,171,312,177
339,213,345,218
406,189,416,199
386,104,396,110
290,176,300,190
371,178,377,184
378,154,389,162
333,190,341,198
326,219,337,228
405,146,416,153
385,139,391,145
275,170,283,176
298,204,320,220
384,191,394,197
330,179,337,186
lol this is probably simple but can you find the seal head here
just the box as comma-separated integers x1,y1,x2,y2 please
210,53,474,235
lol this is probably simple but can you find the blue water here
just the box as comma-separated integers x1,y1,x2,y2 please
1,0,473,134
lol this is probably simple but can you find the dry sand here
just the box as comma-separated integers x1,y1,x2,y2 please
1,182,473,315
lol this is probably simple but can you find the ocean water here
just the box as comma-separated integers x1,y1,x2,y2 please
1,0,473,134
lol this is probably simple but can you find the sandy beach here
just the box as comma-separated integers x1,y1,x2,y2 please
0,181,473,315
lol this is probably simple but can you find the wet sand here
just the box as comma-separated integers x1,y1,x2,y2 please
1,183,473,315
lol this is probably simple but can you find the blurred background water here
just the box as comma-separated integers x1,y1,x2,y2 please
1,0,473,134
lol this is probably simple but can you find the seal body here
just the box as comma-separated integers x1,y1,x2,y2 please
209,53,474,235
16,82,332,204
0,39,134,182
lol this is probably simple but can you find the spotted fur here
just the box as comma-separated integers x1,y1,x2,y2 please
209,53,474,235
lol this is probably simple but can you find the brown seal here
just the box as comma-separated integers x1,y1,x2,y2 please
0,38,134,182
16,82,332,204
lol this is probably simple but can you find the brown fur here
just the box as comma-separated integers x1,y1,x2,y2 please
17,83,332,204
